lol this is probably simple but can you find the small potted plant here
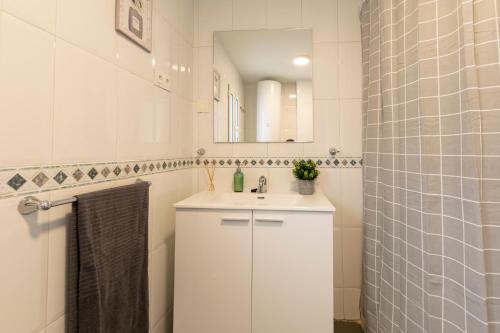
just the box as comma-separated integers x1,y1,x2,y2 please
292,160,320,195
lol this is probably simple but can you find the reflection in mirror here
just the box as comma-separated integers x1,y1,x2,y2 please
213,29,313,143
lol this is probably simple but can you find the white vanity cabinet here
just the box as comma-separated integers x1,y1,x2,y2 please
174,209,253,333
252,210,333,333
173,192,334,333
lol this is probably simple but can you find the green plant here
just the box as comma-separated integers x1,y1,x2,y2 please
292,160,320,181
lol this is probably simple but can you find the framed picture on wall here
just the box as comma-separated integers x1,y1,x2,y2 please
213,70,221,101
116,0,152,52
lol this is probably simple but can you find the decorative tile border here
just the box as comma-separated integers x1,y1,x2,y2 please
195,157,363,169
0,158,194,199
0,156,362,199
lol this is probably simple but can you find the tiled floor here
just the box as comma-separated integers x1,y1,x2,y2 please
334,320,364,333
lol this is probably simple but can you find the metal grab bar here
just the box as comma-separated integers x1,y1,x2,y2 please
18,179,151,215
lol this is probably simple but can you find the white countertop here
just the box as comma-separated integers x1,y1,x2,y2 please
174,191,336,212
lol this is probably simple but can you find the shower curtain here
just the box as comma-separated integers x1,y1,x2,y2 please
360,0,500,332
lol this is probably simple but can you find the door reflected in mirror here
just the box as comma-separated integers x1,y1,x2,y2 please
213,29,314,143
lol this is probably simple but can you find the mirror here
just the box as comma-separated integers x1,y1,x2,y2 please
213,29,313,143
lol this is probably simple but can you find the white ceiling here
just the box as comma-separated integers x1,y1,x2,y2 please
215,29,313,83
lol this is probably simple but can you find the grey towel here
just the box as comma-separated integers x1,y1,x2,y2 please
68,182,150,333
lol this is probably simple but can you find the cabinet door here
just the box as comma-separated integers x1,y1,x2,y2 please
252,210,334,333
174,209,252,333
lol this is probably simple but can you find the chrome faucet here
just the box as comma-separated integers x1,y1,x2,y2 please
258,176,268,193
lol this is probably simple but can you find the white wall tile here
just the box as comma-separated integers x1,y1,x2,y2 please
56,0,117,63
340,168,362,228
302,0,338,43
232,143,268,158
197,46,213,101
116,69,157,160
151,242,175,326
334,228,343,288
267,0,302,29
339,42,362,98
170,32,182,94
268,143,304,158
3,0,56,33
154,87,177,158
0,13,54,167
46,194,71,324
157,0,179,31
268,168,297,193
233,0,266,30
176,168,195,201
193,0,200,47
334,288,344,319
179,0,194,45
151,173,177,250
342,228,362,288
317,169,340,226
178,38,194,100
117,33,154,82
156,0,194,44
46,316,64,333
313,42,339,99
343,288,361,319
339,0,361,42
0,195,49,333
53,39,117,164
198,0,232,46
152,310,173,333
176,96,194,157
340,99,362,157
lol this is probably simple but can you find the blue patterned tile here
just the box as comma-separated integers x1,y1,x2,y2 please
88,168,98,179
32,172,49,187
73,169,84,181
53,171,68,185
101,167,110,178
8,174,26,190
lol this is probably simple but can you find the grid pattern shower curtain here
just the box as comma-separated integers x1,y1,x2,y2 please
360,0,500,332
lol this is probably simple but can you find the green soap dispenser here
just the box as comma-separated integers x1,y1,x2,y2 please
233,166,244,192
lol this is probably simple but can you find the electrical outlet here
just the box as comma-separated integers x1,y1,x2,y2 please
154,69,171,91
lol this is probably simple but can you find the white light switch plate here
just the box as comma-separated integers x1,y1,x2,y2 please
197,100,211,113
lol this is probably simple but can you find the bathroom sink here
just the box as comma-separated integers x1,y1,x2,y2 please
174,191,335,212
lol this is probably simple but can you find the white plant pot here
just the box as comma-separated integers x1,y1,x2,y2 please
298,179,315,195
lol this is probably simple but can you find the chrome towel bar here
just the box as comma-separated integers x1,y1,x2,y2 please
18,179,151,215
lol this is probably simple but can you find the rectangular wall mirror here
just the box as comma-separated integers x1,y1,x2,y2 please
213,29,314,143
